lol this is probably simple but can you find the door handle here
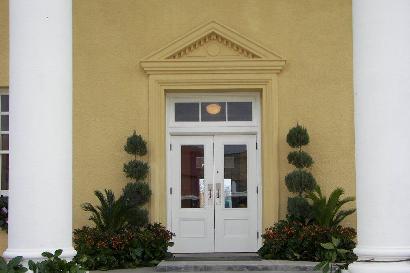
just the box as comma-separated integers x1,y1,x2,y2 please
207,184,213,199
215,183,221,205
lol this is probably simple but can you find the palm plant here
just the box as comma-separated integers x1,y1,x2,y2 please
307,185,355,227
81,189,129,232
82,131,152,232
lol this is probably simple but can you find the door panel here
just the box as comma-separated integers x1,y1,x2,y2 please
169,135,258,253
214,135,258,252
170,136,214,253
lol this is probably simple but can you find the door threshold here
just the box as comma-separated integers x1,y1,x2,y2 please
168,253,261,261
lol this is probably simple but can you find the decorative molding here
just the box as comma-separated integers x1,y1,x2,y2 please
167,31,260,59
140,21,286,75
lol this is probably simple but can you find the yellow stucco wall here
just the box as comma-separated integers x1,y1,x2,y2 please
0,0,8,88
0,0,355,251
0,0,7,254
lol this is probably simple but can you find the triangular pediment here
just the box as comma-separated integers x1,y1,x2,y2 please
140,21,286,74
167,31,259,60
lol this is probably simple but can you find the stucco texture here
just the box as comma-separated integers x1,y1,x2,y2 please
73,0,355,229
0,0,8,87
0,0,356,250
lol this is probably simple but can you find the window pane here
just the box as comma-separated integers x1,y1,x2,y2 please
1,154,8,191
224,145,247,208
1,135,8,151
1,115,8,131
175,103,199,122
201,102,226,122
1,95,8,112
181,145,205,208
227,102,252,121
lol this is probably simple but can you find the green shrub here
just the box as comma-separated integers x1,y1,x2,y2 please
287,151,313,168
315,237,351,273
122,131,151,228
307,185,356,228
74,131,169,270
258,219,357,264
28,250,85,273
286,125,309,148
0,256,27,273
122,182,151,207
0,195,8,232
73,223,174,270
123,160,149,181
124,131,147,156
287,196,312,221
285,170,316,194
284,124,316,222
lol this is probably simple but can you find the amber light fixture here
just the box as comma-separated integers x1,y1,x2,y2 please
206,103,221,115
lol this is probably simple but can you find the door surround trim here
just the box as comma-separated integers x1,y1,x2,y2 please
140,21,284,236
144,75,280,234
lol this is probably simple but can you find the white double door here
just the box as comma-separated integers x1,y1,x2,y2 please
169,135,258,253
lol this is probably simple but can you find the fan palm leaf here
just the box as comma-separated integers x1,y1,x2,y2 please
307,185,355,227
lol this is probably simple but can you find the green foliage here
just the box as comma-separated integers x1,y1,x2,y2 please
0,256,28,273
123,160,149,181
122,131,151,228
122,182,151,207
287,196,312,223
287,151,313,168
81,189,129,232
126,207,149,229
75,131,173,271
0,195,8,232
81,187,151,231
307,186,356,228
285,170,316,195
284,124,316,222
124,131,147,157
286,124,309,148
73,224,174,270
315,237,351,273
258,219,357,265
28,250,85,273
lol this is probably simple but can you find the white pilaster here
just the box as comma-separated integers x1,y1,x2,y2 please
3,0,75,260
349,0,410,272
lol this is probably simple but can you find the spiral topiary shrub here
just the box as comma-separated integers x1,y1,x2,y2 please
122,131,152,228
285,124,316,222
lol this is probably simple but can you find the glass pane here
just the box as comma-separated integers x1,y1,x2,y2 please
1,115,8,131
1,134,8,151
224,145,247,208
1,154,8,191
175,103,199,122
1,95,9,112
227,102,252,121
181,145,205,208
201,102,226,122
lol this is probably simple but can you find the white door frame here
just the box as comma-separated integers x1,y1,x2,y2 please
165,92,263,252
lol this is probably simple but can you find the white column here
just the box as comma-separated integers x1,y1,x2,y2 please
3,0,75,260
349,0,410,272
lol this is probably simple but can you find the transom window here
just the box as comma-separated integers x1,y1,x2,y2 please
0,88,9,195
169,94,258,127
